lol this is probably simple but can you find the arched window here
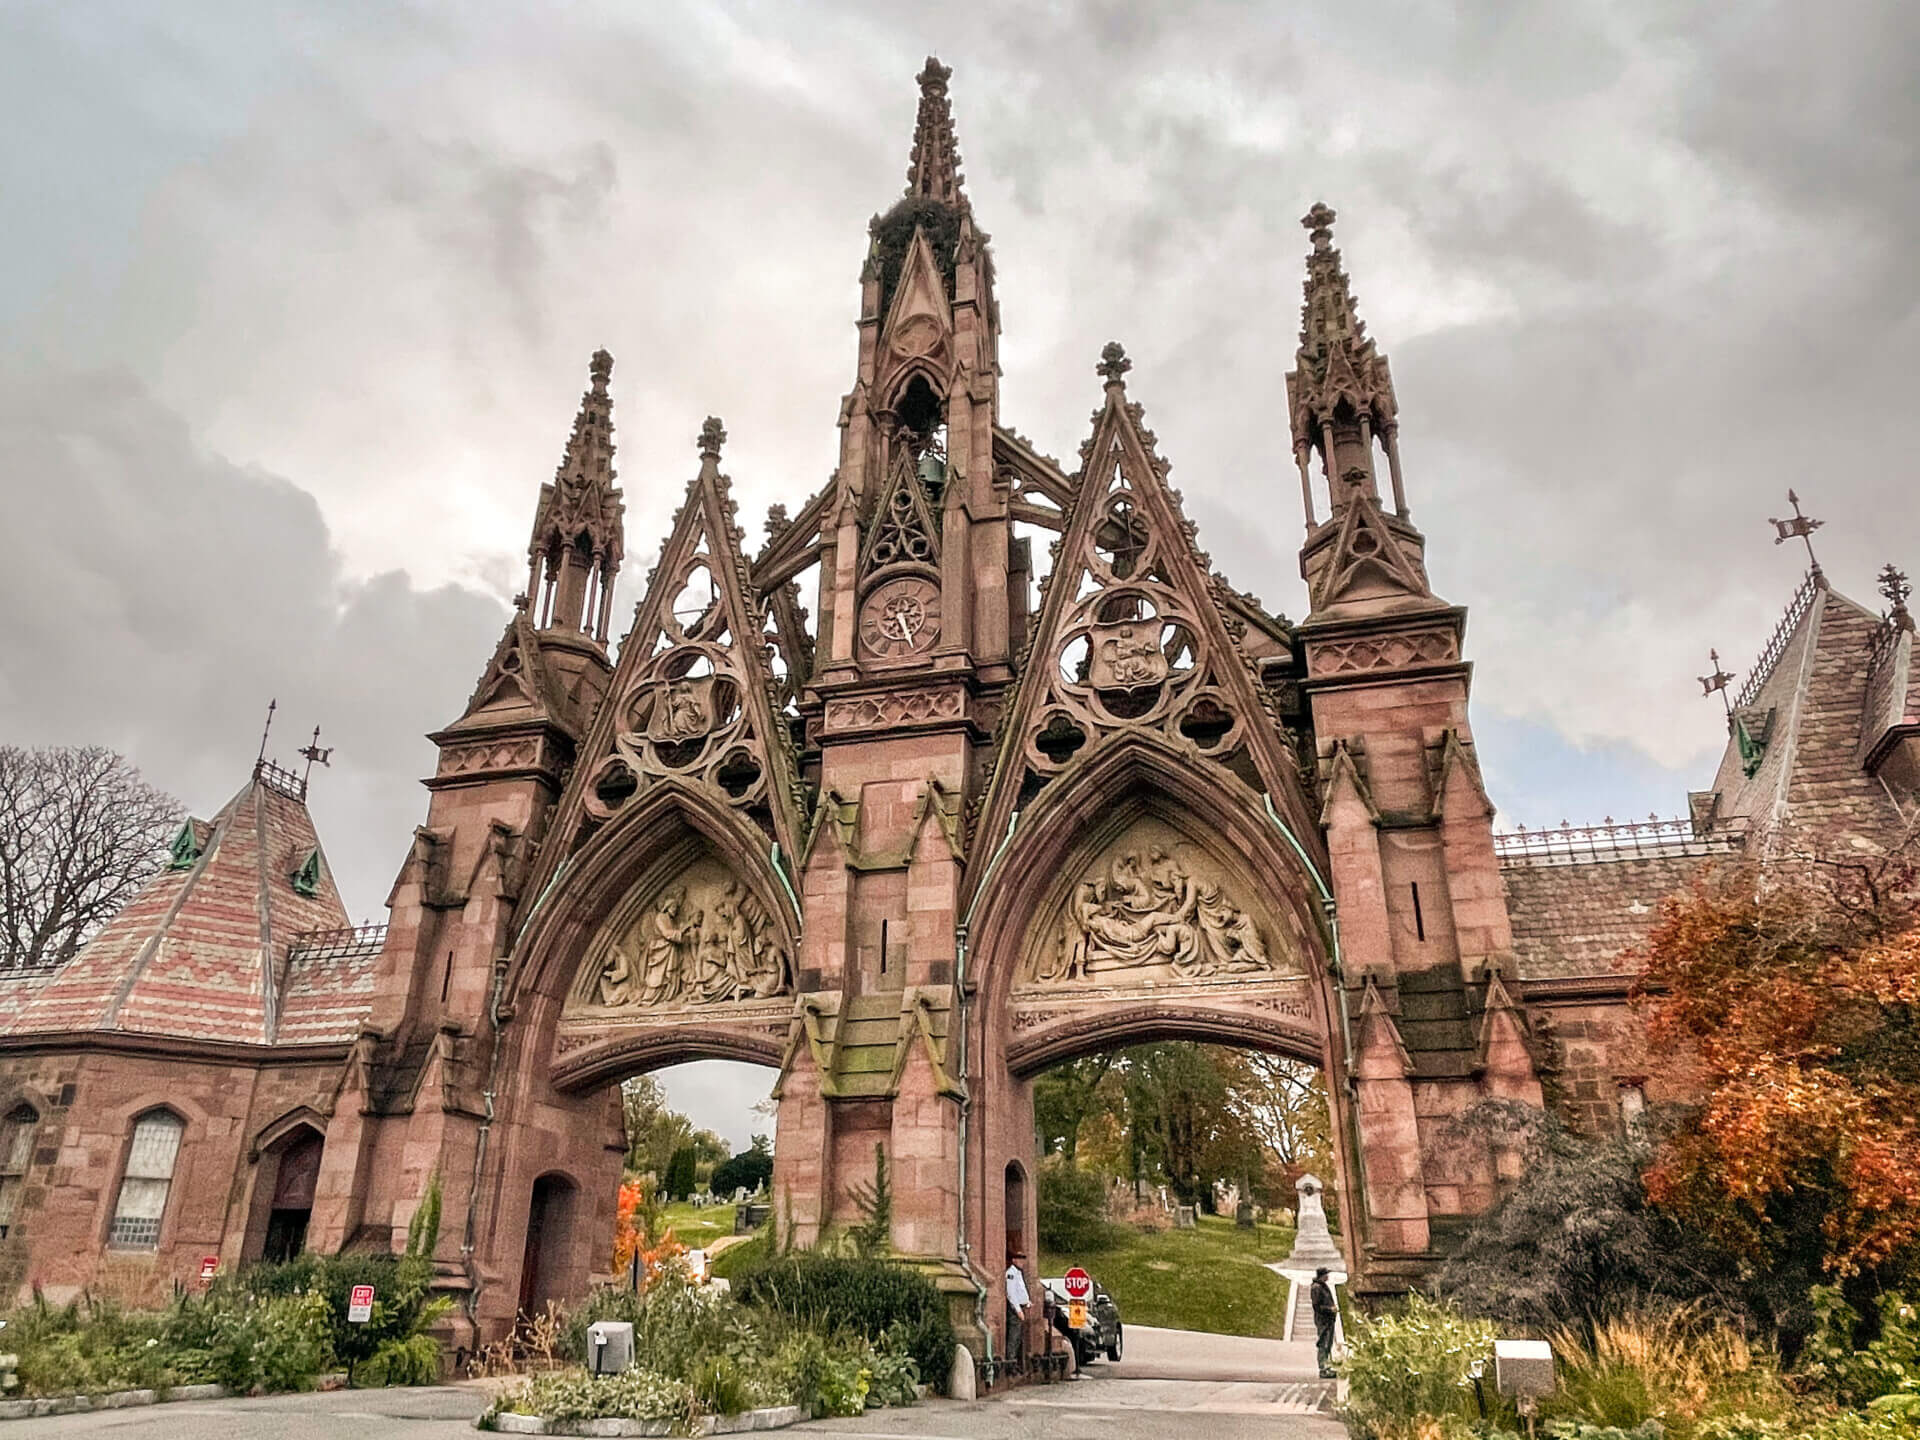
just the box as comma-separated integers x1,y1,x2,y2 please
0,1104,39,1238
108,1109,184,1250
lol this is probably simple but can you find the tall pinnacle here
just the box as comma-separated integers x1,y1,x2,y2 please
1286,202,1404,519
905,57,966,209
526,350,626,637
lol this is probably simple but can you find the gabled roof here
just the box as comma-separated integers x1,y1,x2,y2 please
1701,572,1907,840
0,767,374,1047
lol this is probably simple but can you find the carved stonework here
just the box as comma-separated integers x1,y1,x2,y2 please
823,686,965,734
1023,820,1300,986
1088,620,1168,690
1308,629,1456,676
569,857,791,1013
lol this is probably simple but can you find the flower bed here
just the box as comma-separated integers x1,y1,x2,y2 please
481,1267,936,1436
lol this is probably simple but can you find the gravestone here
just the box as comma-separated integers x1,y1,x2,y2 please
1282,1175,1343,1271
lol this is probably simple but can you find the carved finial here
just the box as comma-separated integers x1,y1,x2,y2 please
906,57,966,208
1302,202,1337,253
698,416,727,462
1698,648,1735,717
1881,563,1914,628
1768,489,1824,579
1097,341,1132,388
589,348,612,392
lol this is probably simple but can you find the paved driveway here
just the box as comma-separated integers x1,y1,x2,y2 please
0,1327,1339,1438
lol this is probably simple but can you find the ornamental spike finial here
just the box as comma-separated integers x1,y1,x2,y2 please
698,416,727,463
1097,341,1132,388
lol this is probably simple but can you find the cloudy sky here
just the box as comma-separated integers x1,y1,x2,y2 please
3,1,1915,1145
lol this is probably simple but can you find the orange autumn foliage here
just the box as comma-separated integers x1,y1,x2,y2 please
1635,849,1920,1279
611,1177,685,1287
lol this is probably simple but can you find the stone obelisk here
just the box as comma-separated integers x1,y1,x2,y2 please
1276,1175,1346,1346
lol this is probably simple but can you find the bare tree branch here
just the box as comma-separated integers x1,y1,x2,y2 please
0,746,180,971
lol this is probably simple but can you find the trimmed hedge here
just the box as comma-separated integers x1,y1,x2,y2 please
732,1254,956,1393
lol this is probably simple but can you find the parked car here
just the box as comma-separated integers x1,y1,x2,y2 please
1041,1275,1124,1364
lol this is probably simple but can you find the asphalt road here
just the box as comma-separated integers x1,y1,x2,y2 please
0,1326,1340,1438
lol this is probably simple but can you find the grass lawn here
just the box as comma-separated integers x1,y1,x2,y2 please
657,1198,739,1253
1040,1214,1302,1339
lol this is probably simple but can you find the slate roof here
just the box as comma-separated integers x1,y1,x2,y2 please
1503,571,1911,981
0,767,377,1047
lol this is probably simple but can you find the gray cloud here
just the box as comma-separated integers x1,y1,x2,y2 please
3,0,1917,888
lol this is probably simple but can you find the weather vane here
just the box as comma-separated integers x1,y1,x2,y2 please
1697,649,1735,717
254,698,278,767
1768,490,1824,578
298,725,334,786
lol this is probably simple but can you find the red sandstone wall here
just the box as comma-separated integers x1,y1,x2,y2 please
0,1050,343,1304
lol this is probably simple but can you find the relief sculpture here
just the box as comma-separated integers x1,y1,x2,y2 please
1027,842,1281,985
580,868,790,1009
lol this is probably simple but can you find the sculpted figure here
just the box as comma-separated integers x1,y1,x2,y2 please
638,890,701,1005
1031,843,1278,984
581,871,795,1010
598,935,640,1006
661,678,710,740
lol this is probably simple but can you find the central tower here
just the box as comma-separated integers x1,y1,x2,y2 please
772,60,1011,1260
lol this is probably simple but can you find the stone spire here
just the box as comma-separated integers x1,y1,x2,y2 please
904,57,966,209
527,349,626,641
1286,203,1406,524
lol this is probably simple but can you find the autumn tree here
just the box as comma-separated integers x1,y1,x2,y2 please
1221,1052,1333,1197
1033,1054,1116,1161
0,746,180,971
1637,840,1920,1343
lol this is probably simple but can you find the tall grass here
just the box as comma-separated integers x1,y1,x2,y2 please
1543,1308,1793,1434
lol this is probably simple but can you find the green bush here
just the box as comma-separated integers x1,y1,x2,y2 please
1340,1293,1510,1440
490,1368,696,1427
1804,1288,1920,1409
1036,1157,1114,1254
732,1253,954,1395
763,1329,869,1418
238,1251,446,1381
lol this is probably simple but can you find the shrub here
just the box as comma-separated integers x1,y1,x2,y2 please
236,1250,446,1384
665,1146,698,1201
1340,1293,1510,1440
1804,1288,1920,1409
763,1329,869,1418
1036,1157,1114,1254
732,1254,955,1394
1437,1103,1747,1338
490,1368,696,1427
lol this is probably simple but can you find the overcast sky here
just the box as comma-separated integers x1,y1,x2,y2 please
3,1,1915,1147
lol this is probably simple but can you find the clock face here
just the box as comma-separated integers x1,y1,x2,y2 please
859,577,942,659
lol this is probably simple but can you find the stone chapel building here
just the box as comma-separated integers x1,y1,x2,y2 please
0,61,1915,1352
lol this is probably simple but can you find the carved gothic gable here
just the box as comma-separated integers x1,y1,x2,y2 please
860,445,941,578
1020,817,1304,989
1311,491,1430,611
527,428,807,891
566,853,791,1014
970,351,1308,853
877,226,954,394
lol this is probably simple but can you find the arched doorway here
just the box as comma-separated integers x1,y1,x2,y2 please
264,1128,324,1262
519,1172,579,1321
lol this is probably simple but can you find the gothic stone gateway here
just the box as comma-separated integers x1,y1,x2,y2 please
4,59,1918,1358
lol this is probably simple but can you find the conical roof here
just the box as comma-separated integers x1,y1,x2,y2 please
0,765,375,1046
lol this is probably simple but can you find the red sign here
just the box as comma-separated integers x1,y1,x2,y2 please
347,1284,375,1323
1063,1267,1092,1301
198,1256,219,1282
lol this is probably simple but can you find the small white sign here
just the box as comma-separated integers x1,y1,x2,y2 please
347,1284,375,1323
687,1249,708,1283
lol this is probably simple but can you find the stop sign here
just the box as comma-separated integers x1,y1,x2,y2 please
1063,1266,1092,1301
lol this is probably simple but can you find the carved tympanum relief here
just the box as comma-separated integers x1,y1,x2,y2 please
570,857,791,1012
1023,820,1298,986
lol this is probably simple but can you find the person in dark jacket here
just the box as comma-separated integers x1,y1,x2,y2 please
1311,1267,1339,1378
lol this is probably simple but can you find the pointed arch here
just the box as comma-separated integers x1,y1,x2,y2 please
507,777,801,1014
967,730,1335,1016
